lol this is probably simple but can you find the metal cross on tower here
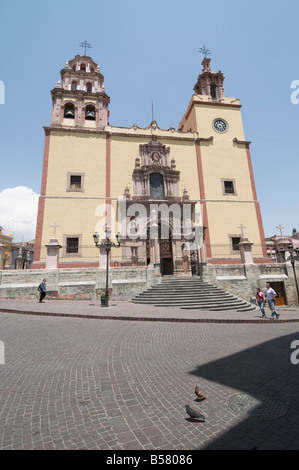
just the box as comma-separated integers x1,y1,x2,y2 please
199,45,211,59
79,40,92,56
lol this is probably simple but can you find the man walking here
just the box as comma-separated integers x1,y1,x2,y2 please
265,282,279,319
38,278,47,303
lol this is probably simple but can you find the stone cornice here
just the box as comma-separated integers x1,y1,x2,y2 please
51,88,110,102
60,69,104,81
44,126,198,142
192,99,242,109
233,137,251,146
196,136,214,143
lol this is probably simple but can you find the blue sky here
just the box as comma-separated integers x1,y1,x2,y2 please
0,0,298,241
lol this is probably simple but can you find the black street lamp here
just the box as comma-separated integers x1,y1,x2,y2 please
93,228,122,307
288,244,299,303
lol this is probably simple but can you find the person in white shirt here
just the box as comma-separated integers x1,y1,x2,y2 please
265,282,279,319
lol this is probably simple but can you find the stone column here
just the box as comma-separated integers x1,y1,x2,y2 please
276,237,291,262
25,251,31,269
15,247,25,270
99,245,108,269
0,243,5,270
45,238,62,269
238,237,254,264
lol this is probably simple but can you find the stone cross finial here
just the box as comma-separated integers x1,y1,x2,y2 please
50,222,61,239
238,224,247,238
276,224,285,237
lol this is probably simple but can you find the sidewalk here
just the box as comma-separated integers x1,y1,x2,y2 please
1,298,299,323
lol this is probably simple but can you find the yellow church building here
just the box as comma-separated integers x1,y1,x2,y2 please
32,54,268,275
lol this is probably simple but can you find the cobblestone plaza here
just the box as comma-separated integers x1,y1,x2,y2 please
1,302,299,450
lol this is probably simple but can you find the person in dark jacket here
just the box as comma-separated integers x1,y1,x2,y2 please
38,278,47,303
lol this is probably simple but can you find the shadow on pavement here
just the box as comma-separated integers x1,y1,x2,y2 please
189,332,299,450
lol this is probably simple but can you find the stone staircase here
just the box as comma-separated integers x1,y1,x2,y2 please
130,276,257,312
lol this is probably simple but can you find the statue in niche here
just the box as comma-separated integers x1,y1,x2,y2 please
151,152,161,164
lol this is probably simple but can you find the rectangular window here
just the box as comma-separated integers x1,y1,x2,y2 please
224,181,234,194
67,173,85,192
63,234,82,257
70,175,81,189
221,178,237,196
231,237,241,251
66,237,79,254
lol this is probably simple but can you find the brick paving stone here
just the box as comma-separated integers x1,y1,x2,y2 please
1,308,299,450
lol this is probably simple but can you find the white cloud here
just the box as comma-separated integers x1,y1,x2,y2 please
0,186,39,242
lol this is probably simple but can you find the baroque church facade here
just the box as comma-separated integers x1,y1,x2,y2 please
32,54,268,274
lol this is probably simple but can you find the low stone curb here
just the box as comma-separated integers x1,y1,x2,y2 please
1,307,299,324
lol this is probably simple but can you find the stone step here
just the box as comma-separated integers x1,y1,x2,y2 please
130,276,255,312
144,287,227,293
131,298,247,307
132,296,236,304
133,292,233,297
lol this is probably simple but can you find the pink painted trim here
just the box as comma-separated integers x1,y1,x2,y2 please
34,130,50,261
33,198,45,262
208,258,274,265
245,144,267,257
195,141,212,258
254,258,276,264
208,259,242,265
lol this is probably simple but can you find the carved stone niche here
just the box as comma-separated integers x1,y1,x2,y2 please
131,138,181,201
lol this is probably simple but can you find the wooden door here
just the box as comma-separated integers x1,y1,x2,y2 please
160,237,173,275
271,282,286,306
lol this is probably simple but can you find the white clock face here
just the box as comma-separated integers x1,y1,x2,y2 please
213,118,228,133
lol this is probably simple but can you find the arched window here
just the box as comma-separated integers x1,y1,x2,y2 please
71,81,77,91
211,84,217,100
64,103,75,119
90,67,94,73
150,173,165,200
85,105,96,121
86,83,92,93
80,63,86,71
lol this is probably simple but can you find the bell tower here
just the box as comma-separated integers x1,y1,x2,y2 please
193,58,225,101
50,55,110,129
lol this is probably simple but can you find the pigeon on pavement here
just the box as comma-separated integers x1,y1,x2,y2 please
195,385,206,400
185,405,205,421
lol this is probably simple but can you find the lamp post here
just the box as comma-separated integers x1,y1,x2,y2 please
93,228,122,307
288,245,299,303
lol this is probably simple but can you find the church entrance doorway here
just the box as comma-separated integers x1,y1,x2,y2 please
145,224,174,275
159,236,173,276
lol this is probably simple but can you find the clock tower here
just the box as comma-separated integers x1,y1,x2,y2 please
179,57,267,260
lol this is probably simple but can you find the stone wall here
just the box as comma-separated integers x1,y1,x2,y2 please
0,266,162,301
0,263,298,306
203,263,299,306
